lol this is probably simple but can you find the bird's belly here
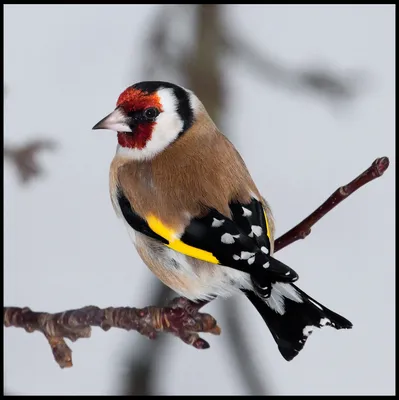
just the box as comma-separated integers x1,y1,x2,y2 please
134,233,253,301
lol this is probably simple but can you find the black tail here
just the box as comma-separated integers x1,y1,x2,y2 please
244,283,353,361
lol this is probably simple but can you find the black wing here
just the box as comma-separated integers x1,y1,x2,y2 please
117,190,298,294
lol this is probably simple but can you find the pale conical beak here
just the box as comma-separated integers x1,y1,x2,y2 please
92,107,132,132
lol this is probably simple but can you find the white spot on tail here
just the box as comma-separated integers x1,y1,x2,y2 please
263,262,270,269
264,283,303,315
265,292,285,315
251,225,263,237
248,256,255,265
240,251,255,260
303,326,314,337
212,218,225,228
261,246,269,254
242,207,252,217
221,233,239,244
320,318,330,326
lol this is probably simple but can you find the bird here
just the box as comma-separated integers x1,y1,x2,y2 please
92,80,352,361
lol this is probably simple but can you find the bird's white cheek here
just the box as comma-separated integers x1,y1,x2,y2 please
147,113,183,151
116,113,183,161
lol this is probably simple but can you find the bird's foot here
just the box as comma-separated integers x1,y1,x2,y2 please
143,297,221,349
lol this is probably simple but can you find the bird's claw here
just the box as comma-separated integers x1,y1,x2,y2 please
154,297,221,349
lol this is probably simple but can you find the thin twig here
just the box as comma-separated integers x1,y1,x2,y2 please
3,156,389,368
274,157,389,252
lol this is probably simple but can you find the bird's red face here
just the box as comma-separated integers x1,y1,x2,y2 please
93,81,196,160
114,88,163,150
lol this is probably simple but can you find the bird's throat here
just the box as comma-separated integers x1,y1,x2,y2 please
117,125,153,150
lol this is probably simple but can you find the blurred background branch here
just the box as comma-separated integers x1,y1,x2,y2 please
4,140,57,185
4,88,57,185
219,32,365,105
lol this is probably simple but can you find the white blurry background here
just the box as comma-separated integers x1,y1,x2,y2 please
4,4,395,395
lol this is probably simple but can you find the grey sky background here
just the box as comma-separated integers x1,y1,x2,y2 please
4,5,395,395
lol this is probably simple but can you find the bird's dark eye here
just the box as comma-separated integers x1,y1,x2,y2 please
143,107,160,120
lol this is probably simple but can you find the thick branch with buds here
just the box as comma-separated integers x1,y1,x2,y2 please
4,298,216,369
3,157,389,368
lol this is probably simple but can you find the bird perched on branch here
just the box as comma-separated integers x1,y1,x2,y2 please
93,81,352,361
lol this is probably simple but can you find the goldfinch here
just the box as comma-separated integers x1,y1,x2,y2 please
93,81,352,361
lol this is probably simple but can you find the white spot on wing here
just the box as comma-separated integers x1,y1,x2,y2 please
242,207,252,217
251,225,263,237
261,246,269,254
263,262,270,269
212,218,225,228
285,271,290,275
248,256,255,265
233,255,240,260
240,251,255,260
221,233,239,244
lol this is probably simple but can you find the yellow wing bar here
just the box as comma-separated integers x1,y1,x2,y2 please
263,210,271,239
147,215,220,264
147,208,271,265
